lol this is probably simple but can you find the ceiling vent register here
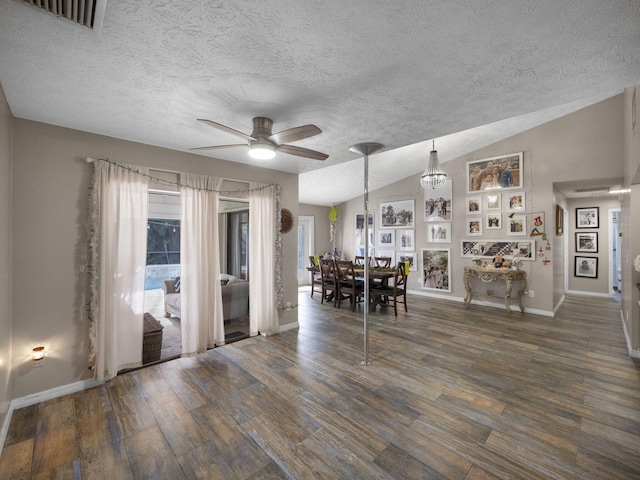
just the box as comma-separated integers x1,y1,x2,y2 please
20,0,107,32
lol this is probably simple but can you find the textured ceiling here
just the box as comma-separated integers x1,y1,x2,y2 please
1,0,639,205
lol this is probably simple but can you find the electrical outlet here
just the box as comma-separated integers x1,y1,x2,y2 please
33,359,44,368
285,302,292,311
528,290,534,298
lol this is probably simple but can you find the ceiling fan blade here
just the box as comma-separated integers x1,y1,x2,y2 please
278,144,328,160
196,119,255,141
190,144,246,152
269,124,321,145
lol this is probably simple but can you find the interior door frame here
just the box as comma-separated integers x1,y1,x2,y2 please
298,215,315,285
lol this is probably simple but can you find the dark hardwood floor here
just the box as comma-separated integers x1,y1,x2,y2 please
2,290,640,479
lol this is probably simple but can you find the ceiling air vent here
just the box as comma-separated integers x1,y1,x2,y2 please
20,0,107,33
574,186,609,193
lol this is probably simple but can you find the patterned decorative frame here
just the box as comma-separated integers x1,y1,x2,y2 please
460,240,535,261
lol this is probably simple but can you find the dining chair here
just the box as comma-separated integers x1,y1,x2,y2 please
354,255,366,266
335,260,365,311
371,261,408,316
308,256,322,298
319,259,339,306
374,256,392,268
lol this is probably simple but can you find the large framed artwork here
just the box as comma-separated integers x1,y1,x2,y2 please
460,240,535,261
467,152,523,193
575,256,598,278
424,179,452,222
422,248,451,292
380,199,414,228
576,207,599,229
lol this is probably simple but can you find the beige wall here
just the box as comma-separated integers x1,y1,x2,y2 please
299,203,332,255
10,119,299,398
338,95,624,315
0,86,12,437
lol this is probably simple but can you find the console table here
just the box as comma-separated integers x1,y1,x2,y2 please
463,266,527,313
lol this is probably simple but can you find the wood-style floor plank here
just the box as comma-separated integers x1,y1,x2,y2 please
2,291,640,479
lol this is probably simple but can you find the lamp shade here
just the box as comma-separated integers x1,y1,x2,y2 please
420,143,447,189
32,346,45,361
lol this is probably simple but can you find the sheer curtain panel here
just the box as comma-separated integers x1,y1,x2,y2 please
249,183,279,335
180,173,225,353
92,161,149,380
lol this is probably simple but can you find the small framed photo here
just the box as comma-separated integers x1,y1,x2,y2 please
424,179,452,222
575,232,598,253
355,213,374,246
466,196,482,215
466,218,483,236
428,223,451,243
485,193,501,211
377,229,395,247
507,214,527,236
575,256,598,278
576,207,599,229
422,248,451,292
396,229,415,251
398,252,417,272
506,192,525,212
486,213,502,230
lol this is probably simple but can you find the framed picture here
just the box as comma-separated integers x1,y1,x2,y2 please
398,252,417,272
460,240,535,261
380,199,414,228
485,193,501,211
428,223,451,243
575,232,598,253
506,192,525,212
424,179,452,222
422,248,451,292
355,213,374,246
356,246,375,258
507,214,527,236
576,207,599,229
397,229,415,251
466,218,483,236
486,213,502,230
377,249,396,266
377,229,395,247
556,204,564,236
575,256,598,278
467,152,523,193
466,196,482,215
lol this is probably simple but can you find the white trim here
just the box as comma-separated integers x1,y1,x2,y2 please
565,289,611,298
1,378,104,456
553,294,566,315
279,321,299,333
620,309,640,358
406,290,553,317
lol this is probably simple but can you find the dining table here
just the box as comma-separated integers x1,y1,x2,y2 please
353,266,396,311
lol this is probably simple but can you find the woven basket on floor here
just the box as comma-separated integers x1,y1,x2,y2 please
143,313,164,364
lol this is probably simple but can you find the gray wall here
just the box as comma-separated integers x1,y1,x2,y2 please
299,203,332,255
337,95,624,315
10,119,299,399
0,85,12,439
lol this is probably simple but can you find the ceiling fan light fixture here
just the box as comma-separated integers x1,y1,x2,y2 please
248,140,276,160
420,140,447,189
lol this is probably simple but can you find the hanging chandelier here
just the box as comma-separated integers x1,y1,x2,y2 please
420,140,447,189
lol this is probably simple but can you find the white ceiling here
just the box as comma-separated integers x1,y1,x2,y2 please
1,0,639,205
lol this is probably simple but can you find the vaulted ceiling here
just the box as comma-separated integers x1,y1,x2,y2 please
1,1,639,205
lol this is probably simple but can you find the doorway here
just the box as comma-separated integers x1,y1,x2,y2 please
610,209,621,298
298,215,315,285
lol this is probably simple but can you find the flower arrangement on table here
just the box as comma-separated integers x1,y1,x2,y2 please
634,254,640,272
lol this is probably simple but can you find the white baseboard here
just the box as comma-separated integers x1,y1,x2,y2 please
619,309,640,358
553,294,566,315
0,378,103,456
279,321,299,333
565,289,611,298
407,289,553,317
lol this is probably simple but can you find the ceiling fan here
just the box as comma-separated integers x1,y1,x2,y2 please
191,117,328,160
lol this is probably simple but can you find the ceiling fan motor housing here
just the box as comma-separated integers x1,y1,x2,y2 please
251,117,274,140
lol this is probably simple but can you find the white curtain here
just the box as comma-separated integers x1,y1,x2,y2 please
93,161,149,380
249,183,279,335
180,173,225,353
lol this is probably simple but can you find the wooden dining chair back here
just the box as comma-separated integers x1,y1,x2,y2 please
371,261,408,316
374,256,392,268
308,256,322,298
335,260,365,311
354,255,366,266
319,259,339,306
